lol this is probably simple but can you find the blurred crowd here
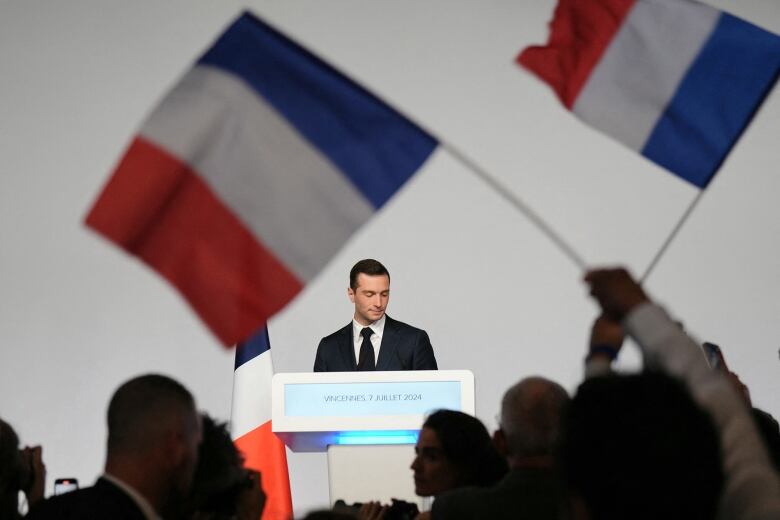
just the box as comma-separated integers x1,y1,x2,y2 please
2,268,779,520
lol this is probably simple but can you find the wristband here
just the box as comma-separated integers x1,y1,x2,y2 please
586,344,619,362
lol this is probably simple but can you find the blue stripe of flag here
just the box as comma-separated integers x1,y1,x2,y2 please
198,12,438,209
642,13,780,188
235,326,271,370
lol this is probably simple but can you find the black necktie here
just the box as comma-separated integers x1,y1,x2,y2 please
357,327,375,371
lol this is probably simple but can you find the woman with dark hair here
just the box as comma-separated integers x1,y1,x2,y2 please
411,410,507,498
179,415,265,520
353,410,506,520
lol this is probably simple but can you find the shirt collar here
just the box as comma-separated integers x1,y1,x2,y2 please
101,473,161,520
352,314,386,340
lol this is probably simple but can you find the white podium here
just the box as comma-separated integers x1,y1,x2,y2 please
272,370,475,508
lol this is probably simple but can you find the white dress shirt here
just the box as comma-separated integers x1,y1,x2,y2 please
352,314,386,365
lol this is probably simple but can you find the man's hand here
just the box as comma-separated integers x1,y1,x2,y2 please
584,268,649,321
20,445,46,506
590,314,625,349
725,370,752,406
358,501,387,520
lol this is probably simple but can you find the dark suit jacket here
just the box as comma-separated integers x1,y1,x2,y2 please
26,477,147,520
431,467,564,520
313,315,437,371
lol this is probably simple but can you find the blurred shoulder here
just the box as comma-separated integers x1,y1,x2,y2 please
431,486,485,520
27,479,145,520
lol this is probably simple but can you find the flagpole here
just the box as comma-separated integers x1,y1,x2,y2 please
640,190,705,282
439,141,588,271
229,13,588,273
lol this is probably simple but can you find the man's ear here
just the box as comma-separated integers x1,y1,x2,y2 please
493,429,509,458
347,287,355,303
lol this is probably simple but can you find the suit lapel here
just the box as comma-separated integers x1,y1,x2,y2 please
376,316,399,370
338,323,357,370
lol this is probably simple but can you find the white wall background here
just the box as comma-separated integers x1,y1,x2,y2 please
1,0,778,517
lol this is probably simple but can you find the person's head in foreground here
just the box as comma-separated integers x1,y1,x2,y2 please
561,371,723,520
180,414,265,520
495,376,569,468
0,418,23,518
411,409,507,497
25,374,202,520
106,374,203,516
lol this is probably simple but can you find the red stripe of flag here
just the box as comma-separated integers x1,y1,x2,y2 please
235,421,293,520
85,137,303,346
517,0,636,108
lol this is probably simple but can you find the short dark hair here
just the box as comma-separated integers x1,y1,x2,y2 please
423,410,508,488
107,374,196,454
561,371,723,520
349,259,390,290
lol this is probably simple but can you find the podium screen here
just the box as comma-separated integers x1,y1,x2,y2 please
284,380,462,417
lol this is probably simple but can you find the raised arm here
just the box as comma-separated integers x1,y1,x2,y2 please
585,268,780,520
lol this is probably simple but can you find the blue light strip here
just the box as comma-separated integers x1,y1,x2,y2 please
335,430,419,446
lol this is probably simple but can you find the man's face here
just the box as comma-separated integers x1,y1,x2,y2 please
348,273,390,325
410,427,462,497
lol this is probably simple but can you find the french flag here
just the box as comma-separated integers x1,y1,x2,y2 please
231,328,291,520
85,11,437,347
518,0,780,189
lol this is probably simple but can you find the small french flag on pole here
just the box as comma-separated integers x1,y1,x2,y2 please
231,328,292,520
518,0,780,189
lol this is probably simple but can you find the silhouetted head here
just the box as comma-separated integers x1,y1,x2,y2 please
0,418,22,518
107,374,201,512
561,371,723,520
182,415,257,519
497,376,569,465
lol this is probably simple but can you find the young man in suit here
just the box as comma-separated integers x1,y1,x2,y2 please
313,259,437,372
